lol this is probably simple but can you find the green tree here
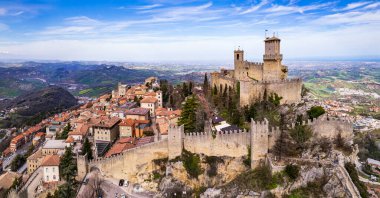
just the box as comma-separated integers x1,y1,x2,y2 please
307,106,325,119
268,93,283,106
58,123,71,140
55,183,76,198
182,82,189,97
213,84,217,95
81,137,93,160
133,96,141,106
203,73,209,95
60,147,77,184
25,144,35,157
178,96,198,133
285,164,300,181
289,125,313,151
10,154,26,171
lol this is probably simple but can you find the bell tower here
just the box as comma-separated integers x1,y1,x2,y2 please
263,36,283,81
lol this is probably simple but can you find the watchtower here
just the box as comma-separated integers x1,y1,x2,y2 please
250,118,269,168
168,124,184,160
263,36,283,81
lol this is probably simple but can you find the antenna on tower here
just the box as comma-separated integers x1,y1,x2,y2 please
265,29,268,38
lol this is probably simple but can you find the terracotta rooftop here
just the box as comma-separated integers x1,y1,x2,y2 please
105,138,136,157
141,97,158,103
41,155,60,166
125,108,150,116
119,119,136,127
0,171,22,190
11,134,24,144
65,136,75,143
93,117,121,128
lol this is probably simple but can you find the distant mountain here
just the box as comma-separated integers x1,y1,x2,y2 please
0,86,78,128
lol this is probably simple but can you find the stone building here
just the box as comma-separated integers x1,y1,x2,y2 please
41,155,60,183
211,36,302,106
93,117,121,142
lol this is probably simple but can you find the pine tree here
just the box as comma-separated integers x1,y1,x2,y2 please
213,84,217,95
82,137,93,160
189,81,193,95
60,147,77,184
178,96,198,133
203,73,209,95
58,123,71,140
182,82,188,97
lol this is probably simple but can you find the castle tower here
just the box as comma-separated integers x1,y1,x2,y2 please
234,49,245,81
168,124,184,160
250,118,269,169
77,154,89,181
263,36,284,81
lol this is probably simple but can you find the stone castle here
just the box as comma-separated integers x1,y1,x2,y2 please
77,116,353,180
211,36,302,106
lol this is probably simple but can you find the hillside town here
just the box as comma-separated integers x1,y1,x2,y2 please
0,76,188,197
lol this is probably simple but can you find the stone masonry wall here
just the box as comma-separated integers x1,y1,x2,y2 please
88,139,169,179
184,130,250,157
239,79,302,107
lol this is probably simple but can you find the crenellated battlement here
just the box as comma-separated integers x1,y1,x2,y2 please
257,78,302,84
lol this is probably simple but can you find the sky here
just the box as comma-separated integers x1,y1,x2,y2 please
0,0,379,63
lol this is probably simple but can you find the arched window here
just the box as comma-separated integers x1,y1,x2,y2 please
236,54,239,60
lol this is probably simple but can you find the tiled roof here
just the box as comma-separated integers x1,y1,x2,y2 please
11,134,24,144
65,136,74,143
136,136,154,147
125,108,150,116
93,117,121,128
141,97,157,103
119,119,135,127
41,155,60,166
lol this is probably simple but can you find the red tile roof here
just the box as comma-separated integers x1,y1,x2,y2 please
119,119,135,127
140,97,157,103
41,155,60,166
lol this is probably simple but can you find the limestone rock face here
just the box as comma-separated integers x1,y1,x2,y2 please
170,156,248,189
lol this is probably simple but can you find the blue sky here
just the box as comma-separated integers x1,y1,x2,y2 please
0,0,379,62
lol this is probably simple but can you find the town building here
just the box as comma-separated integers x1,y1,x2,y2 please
41,155,60,183
140,97,158,116
93,117,121,142
42,140,67,155
119,119,135,138
27,149,43,174
125,108,150,121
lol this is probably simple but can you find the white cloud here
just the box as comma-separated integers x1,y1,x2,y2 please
0,23,9,31
313,10,380,25
135,4,162,10
0,8,6,15
39,26,95,35
239,0,269,15
340,1,371,11
263,2,333,15
65,16,102,25
363,2,380,9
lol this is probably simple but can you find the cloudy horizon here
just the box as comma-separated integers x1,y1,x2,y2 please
0,0,379,63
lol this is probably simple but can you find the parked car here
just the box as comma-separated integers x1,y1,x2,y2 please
120,193,126,198
119,179,125,186
83,178,89,185
124,180,129,187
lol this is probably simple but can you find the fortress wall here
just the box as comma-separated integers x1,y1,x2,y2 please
308,116,353,139
88,139,169,179
265,79,302,104
239,79,302,107
184,131,250,157
268,126,281,149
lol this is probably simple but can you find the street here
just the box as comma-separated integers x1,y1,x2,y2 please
77,169,152,198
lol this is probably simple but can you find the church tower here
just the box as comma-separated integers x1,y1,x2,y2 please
263,36,284,81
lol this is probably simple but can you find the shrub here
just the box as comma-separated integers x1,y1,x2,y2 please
205,156,224,177
284,164,300,181
243,145,251,167
307,106,325,119
182,149,202,178
334,133,353,154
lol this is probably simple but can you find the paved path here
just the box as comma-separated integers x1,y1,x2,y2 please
77,170,151,198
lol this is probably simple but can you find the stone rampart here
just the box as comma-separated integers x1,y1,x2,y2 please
88,139,169,179
184,130,250,157
240,78,302,106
